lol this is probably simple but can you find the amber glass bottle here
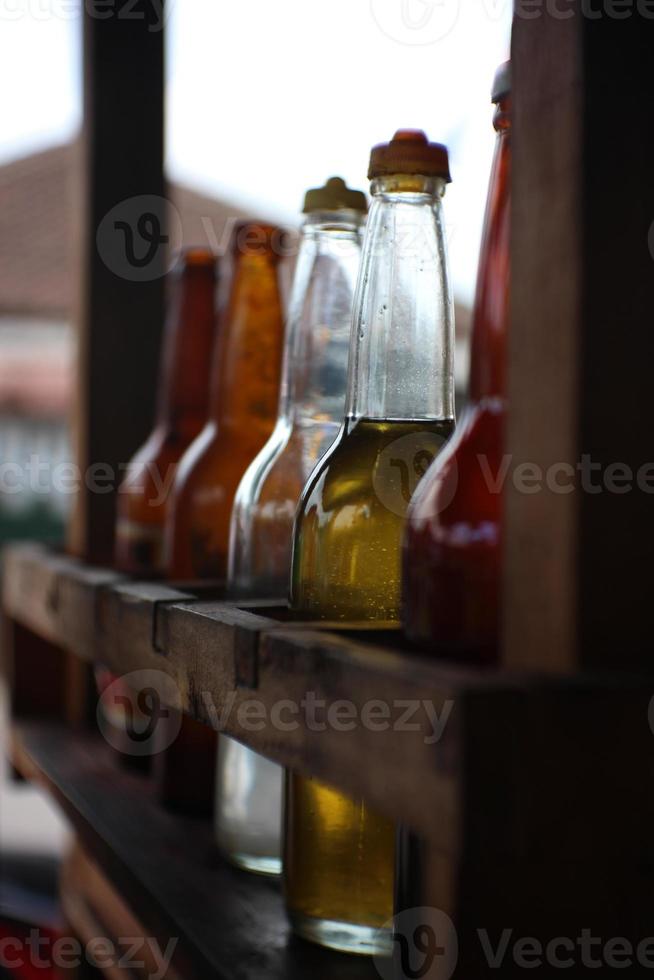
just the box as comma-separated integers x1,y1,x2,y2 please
165,223,286,579
114,248,219,804
116,248,218,574
287,132,455,955
402,63,511,661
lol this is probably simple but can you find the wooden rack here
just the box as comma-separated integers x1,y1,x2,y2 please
2,6,654,979
4,541,654,978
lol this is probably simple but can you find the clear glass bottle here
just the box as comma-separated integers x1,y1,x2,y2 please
217,179,367,876
403,63,511,662
287,131,455,955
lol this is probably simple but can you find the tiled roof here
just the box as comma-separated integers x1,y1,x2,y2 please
0,142,251,318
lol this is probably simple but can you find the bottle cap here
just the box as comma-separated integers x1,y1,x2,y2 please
177,247,217,269
230,221,286,258
368,130,451,182
492,61,511,103
302,177,367,214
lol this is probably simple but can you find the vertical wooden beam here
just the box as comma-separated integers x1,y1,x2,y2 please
69,1,166,565
505,4,654,673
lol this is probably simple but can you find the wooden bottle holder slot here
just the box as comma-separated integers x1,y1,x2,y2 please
4,542,654,851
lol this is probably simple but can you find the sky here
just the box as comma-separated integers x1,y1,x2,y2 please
0,0,511,304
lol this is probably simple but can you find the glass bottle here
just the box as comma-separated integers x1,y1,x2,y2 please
287,131,455,955
109,250,218,784
115,248,218,574
217,179,367,876
402,63,511,662
165,223,286,580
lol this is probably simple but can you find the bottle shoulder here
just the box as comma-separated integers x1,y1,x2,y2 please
295,417,454,525
407,401,506,531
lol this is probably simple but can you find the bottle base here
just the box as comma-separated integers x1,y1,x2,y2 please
226,851,282,877
289,911,392,957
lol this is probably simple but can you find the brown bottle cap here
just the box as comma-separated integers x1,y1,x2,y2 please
302,177,367,214
492,61,511,103
368,130,451,182
177,247,217,270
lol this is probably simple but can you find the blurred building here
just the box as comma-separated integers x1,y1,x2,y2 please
0,144,250,545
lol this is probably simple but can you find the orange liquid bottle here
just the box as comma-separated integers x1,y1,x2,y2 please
165,222,286,581
402,63,511,661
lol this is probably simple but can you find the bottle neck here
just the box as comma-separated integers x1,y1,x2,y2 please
468,102,511,402
345,174,455,422
156,263,216,435
279,211,363,427
209,251,284,434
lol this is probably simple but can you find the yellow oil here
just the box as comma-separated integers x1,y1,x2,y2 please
284,776,396,931
291,417,455,618
287,416,454,949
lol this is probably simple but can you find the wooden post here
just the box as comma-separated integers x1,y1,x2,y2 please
58,4,166,725
505,3,654,674
69,0,167,565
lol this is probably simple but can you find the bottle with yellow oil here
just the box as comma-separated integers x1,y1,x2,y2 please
287,130,455,955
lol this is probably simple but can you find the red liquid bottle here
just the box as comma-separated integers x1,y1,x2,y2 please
115,248,218,574
402,63,511,662
112,249,220,803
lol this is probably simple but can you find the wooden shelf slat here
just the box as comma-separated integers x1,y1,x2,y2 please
11,721,378,980
4,543,654,857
